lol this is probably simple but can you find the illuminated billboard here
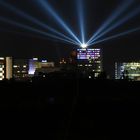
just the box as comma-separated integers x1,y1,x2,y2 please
77,48,101,60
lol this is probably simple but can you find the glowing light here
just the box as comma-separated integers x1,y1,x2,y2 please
0,1,78,45
81,43,88,49
36,0,82,44
77,0,85,44
0,16,78,45
89,27,140,46
87,0,133,45
42,60,47,63
33,58,38,61
0,0,140,48
89,5,140,45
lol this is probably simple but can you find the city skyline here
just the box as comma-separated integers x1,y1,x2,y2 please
0,1,140,133
0,0,140,78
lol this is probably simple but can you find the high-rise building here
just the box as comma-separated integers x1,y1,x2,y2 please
77,48,102,78
115,62,140,81
0,57,13,80
0,57,6,80
6,57,13,80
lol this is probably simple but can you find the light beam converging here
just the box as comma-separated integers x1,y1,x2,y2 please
89,27,140,46
87,0,134,45
88,5,140,45
0,0,140,48
0,16,78,45
77,0,86,45
36,0,82,45
0,0,78,45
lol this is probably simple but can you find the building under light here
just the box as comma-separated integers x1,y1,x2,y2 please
77,48,102,78
115,62,140,81
29,58,55,76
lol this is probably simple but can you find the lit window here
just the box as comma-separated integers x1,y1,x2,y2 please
33,58,38,61
89,76,92,79
13,65,18,68
42,60,47,63
95,73,99,77
0,57,4,60
0,73,3,76
23,65,27,68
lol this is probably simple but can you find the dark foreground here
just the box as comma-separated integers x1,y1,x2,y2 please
0,79,140,139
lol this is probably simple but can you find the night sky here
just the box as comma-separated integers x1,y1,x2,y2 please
0,0,140,76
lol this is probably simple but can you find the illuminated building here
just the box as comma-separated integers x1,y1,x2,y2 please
28,58,39,75
0,57,6,80
13,59,29,79
6,57,13,80
115,62,140,81
0,57,13,80
0,57,56,80
77,48,102,78
29,58,55,76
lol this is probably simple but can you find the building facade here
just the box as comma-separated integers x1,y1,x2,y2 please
29,58,55,76
115,62,140,81
0,57,12,80
77,48,102,78
13,59,29,79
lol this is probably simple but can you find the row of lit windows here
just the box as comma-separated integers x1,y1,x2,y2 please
128,74,140,76
77,49,100,51
77,55,100,57
77,52,100,54
123,63,140,66
16,71,28,73
13,65,27,68
77,56,100,59
77,54,100,56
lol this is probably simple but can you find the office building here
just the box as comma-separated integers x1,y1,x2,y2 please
115,62,140,81
77,48,102,78
6,57,13,80
0,57,13,80
13,59,29,79
0,57,6,80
